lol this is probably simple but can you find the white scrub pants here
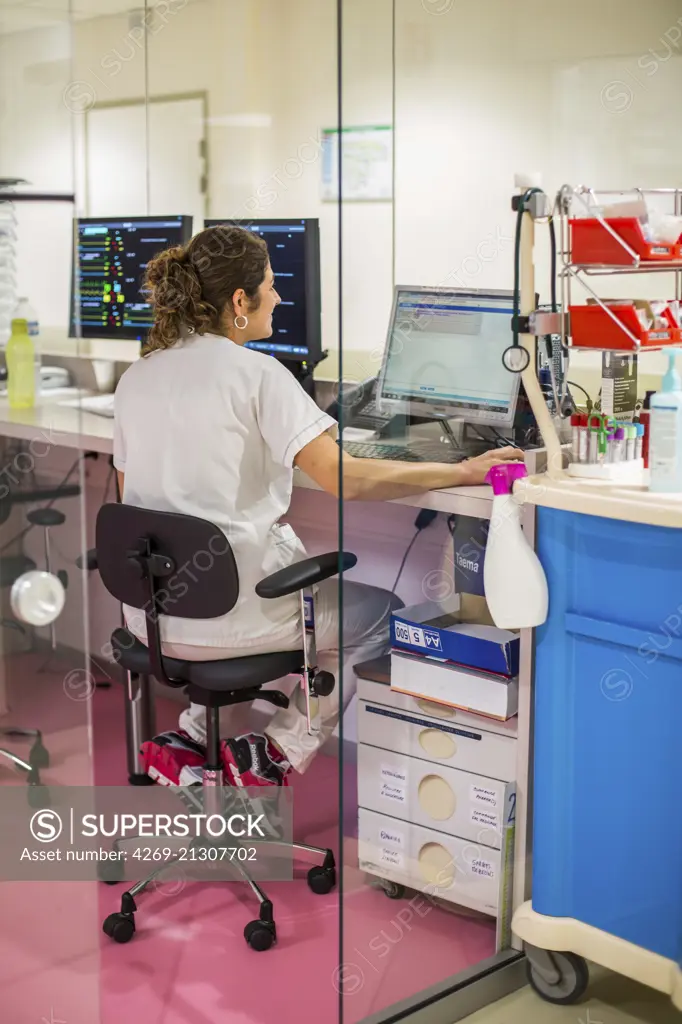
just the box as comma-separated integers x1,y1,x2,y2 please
167,579,402,773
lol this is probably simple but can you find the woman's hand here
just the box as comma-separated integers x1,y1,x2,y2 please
454,446,524,486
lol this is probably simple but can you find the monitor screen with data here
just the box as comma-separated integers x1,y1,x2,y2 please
70,216,192,341
204,218,321,363
378,287,520,427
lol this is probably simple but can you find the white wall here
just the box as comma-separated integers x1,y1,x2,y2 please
3,0,682,373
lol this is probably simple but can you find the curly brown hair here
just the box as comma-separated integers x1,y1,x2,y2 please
141,225,269,354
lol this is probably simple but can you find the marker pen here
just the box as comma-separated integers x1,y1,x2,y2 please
588,416,600,463
635,422,644,460
625,424,636,461
606,430,615,462
578,414,589,463
613,427,626,462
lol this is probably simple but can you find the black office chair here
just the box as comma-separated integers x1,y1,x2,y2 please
89,501,355,950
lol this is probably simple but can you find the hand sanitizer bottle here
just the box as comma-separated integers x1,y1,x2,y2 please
6,317,35,409
14,298,40,401
483,463,549,629
649,349,682,493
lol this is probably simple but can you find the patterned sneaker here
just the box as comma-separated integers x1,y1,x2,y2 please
222,733,292,789
140,730,208,787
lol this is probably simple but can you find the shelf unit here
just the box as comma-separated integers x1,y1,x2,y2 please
519,185,682,481
558,185,682,352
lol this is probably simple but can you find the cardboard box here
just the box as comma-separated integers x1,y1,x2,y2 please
391,651,518,721
358,743,513,848
358,806,516,943
356,671,519,740
357,698,517,782
391,600,519,678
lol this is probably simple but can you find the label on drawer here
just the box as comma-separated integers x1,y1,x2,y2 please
379,826,405,848
470,807,500,831
380,846,405,870
470,784,498,809
380,765,407,804
469,857,496,880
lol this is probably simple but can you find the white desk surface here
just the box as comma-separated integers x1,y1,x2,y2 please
0,395,495,518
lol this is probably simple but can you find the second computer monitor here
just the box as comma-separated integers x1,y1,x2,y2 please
70,216,193,341
377,286,520,428
204,218,321,364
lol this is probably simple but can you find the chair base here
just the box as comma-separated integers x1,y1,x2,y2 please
0,728,51,806
103,845,336,950
100,779,337,949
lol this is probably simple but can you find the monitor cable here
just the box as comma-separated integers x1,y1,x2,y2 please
391,508,439,595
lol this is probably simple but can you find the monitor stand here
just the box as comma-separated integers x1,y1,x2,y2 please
280,357,325,400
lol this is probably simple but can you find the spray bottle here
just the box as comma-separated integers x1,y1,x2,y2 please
649,349,682,493
483,463,549,629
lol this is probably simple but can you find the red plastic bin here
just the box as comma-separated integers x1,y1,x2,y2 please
569,303,680,350
570,217,681,265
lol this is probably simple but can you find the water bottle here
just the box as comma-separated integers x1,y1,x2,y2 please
14,298,40,399
6,317,35,409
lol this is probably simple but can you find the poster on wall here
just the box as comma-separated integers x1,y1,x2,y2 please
321,125,393,202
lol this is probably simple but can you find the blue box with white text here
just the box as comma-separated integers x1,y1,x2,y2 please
391,600,519,678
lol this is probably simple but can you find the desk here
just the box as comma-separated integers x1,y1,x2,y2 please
0,397,497,517
0,395,533,943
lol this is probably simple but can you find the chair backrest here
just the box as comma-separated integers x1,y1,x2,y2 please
96,503,239,619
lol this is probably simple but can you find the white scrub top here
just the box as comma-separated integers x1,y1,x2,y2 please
113,332,335,650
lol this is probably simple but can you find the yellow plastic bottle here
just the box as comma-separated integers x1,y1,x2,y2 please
6,317,35,409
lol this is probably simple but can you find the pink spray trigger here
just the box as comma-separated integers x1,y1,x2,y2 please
485,462,528,495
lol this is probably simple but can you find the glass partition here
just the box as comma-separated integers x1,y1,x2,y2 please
0,2,102,1022
339,0,682,1021
4,0,681,1020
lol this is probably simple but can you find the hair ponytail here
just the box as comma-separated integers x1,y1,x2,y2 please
142,226,269,355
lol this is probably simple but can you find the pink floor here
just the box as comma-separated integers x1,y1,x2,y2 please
0,653,496,1024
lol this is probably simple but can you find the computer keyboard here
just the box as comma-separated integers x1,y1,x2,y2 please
59,393,115,418
342,440,467,463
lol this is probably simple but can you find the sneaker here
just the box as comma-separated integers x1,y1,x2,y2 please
222,733,292,789
140,730,208,788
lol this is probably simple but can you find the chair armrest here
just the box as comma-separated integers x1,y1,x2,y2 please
256,551,357,599
76,548,98,571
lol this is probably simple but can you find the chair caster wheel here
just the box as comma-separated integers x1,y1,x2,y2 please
27,783,50,808
98,859,125,884
29,740,49,769
312,671,335,697
381,881,405,900
307,865,336,895
103,912,135,944
128,773,156,787
244,920,276,951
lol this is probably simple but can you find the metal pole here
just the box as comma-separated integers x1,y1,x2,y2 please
124,670,156,785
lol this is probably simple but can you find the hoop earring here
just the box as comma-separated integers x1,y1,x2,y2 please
234,315,248,330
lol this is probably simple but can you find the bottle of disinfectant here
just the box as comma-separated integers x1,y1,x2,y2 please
6,317,35,409
14,298,40,400
483,462,548,629
649,349,682,493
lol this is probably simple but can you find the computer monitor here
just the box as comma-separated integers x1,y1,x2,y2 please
204,218,322,364
377,286,521,428
70,215,192,341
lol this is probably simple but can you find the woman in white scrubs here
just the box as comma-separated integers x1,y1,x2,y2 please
113,225,520,789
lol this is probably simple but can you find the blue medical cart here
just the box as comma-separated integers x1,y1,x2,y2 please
513,504,682,1006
